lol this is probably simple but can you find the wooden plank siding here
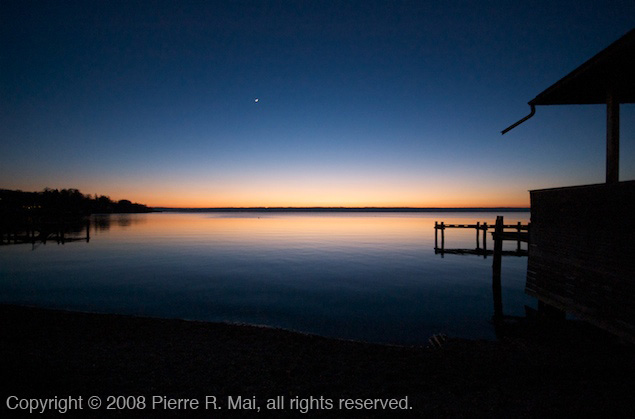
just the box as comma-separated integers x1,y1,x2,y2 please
526,180,635,342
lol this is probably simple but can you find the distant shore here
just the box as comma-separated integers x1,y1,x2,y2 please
152,207,530,213
1,304,632,417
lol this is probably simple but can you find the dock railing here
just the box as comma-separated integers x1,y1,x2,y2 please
434,219,529,258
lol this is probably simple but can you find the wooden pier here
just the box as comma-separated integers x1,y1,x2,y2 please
0,219,90,248
434,220,529,257
435,217,530,321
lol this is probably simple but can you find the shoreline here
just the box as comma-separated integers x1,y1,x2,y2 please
1,304,633,416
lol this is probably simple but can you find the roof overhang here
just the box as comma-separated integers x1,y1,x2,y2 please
502,29,635,135
529,28,635,106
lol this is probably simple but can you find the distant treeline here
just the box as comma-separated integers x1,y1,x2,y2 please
0,188,152,216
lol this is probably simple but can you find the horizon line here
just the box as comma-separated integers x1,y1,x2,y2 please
150,206,530,212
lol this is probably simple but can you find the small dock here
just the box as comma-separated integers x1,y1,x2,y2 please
0,219,91,249
435,217,531,322
434,220,529,257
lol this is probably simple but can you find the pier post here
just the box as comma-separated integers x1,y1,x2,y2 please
440,222,445,253
492,216,504,320
482,222,488,258
476,222,480,250
434,222,438,250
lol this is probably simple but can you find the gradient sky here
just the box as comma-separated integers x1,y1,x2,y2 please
1,1,634,207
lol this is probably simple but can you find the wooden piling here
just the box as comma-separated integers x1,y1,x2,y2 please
440,222,445,252
476,222,480,249
482,222,488,257
434,221,438,249
492,216,504,319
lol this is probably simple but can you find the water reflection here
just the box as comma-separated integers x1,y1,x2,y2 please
0,211,532,344
91,214,148,231
0,217,90,249
0,214,148,249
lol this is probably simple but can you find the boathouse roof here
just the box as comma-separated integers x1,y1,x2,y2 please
530,28,635,105
502,28,635,136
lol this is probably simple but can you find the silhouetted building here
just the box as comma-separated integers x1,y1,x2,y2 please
503,29,635,343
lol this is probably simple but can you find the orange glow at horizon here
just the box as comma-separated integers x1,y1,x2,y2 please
13,175,531,209
108,184,530,208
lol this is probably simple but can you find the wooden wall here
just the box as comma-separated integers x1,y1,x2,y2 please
526,180,635,342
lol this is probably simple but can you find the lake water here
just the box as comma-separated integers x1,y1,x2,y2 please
0,211,533,344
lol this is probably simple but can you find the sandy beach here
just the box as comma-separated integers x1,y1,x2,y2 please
1,303,633,417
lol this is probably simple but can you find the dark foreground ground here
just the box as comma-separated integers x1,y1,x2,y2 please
1,304,633,417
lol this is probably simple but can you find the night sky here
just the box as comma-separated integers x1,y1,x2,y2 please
1,1,633,207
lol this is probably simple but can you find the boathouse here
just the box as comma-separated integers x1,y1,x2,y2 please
503,29,635,342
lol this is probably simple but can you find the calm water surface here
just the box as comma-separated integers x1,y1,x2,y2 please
0,212,533,344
